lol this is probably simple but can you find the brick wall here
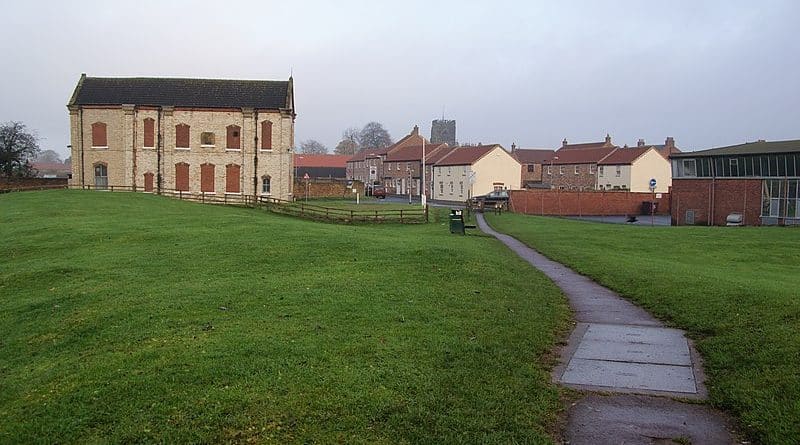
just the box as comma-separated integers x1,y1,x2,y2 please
293,179,364,199
509,189,670,216
0,178,68,191
671,178,762,226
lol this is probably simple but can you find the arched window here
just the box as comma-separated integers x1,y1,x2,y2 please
226,164,241,193
93,163,108,189
200,163,215,193
226,125,241,150
175,124,190,149
261,121,273,150
261,175,271,194
175,162,190,191
143,118,155,148
91,122,107,148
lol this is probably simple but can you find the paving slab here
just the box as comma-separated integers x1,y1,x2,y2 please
573,324,692,366
561,358,697,393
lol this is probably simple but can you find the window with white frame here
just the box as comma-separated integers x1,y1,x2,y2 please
599,166,604,176
559,166,564,175
616,166,621,177
547,165,552,175
682,159,697,177
261,176,271,194
575,165,580,175
589,164,595,174
459,181,463,195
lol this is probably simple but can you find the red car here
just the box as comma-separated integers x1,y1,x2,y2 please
372,186,386,199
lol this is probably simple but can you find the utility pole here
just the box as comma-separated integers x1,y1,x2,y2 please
421,137,427,207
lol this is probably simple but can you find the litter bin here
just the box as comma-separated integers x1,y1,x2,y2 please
641,201,658,215
449,209,465,235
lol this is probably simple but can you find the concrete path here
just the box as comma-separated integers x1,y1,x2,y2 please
475,214,737,444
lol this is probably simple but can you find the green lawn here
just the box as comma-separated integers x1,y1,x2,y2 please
484,213,800,445
0,191,570,444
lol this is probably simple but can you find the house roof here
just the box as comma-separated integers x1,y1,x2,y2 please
435,145,500,166
553,146,616,165
425,145,457,164
293,154,349,168
69,74,293,110
512,148,555,164
32,162,71,172
670,139,800,158
560,141,610,150
599,147,652,165
384,143,447,162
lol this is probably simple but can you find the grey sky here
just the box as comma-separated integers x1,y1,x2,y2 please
1,0,798,158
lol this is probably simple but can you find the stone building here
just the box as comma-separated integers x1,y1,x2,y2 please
510,144,555,188
67,74,296,199
430,119,456,146
383,140,449,196
346,125,426,194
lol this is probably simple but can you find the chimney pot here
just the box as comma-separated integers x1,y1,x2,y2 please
665,137,675,149
412,125,419,136
562,138,568,147
605,133,612,144
511,143,517,152
637,138,645,147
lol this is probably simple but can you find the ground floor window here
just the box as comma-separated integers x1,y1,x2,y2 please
762,179,800,218
262,176,271,194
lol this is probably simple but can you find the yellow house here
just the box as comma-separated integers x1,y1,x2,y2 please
431,144,521,201
597,147,672,193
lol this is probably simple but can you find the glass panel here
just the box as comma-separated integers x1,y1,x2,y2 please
729,158,739,177
762,181,771,216
777,155,787,176
683,159,697,176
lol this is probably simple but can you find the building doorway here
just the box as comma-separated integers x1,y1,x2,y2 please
94,164,108,190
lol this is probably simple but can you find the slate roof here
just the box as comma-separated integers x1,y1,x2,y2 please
599,147,652,165
425,145,457,164
435,145,500,166
294,154,350,168
69,74,293,109
553,146,616,165
670,139,800,158
512,149,555,164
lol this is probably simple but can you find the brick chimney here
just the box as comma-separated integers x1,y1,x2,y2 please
665,137,675,149
511,142,517,152
412,125,419,136
637,138,646,147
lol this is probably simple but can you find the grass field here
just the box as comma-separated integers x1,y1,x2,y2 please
485,213,800,445
0,191,570,444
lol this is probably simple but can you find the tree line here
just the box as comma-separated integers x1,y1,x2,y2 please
297,121,393,155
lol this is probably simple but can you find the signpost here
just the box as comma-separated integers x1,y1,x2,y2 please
304,173,310,201
649,178,657,226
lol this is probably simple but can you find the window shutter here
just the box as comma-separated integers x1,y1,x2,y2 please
91,122,107,147
261,121,272,150
143,118,155,147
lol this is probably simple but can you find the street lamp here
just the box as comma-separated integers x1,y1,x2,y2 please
421,137,427,207
549,155,559,189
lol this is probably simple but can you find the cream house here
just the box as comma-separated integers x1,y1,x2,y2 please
67,74,296,199
432,144,521,201
597,146,671,192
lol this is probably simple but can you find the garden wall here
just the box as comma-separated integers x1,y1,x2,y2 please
509,189,670,216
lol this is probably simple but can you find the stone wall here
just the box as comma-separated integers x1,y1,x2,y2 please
293,179,364,199
69,106,294,199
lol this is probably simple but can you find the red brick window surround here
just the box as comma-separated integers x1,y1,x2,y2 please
175,124,190,149
226,125,241,150
226,164,241,193
200,163,215,193
91,122,107,148
175,162,189,191
143,118,155,148
261,121,273,150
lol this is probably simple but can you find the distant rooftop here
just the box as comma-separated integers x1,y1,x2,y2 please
671,139,800,158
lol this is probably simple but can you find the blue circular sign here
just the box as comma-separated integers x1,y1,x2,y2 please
649,178,657,188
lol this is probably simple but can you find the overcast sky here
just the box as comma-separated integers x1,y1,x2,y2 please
1,0,798,158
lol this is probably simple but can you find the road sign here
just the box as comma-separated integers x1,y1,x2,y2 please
649,178,657,190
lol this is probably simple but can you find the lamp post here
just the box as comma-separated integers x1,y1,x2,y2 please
421,137,427,207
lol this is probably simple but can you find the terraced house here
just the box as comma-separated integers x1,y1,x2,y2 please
67,74,296,200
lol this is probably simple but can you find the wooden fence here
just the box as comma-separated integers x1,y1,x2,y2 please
58,185,428,224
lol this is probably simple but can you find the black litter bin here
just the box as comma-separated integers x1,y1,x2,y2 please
449,210,465,235
641,201,658,215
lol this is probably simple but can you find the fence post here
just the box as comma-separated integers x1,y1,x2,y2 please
350,210,353,222
202,193,205,203
425,205,429,222
400,210,404,224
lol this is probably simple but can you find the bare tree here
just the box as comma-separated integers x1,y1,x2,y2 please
36,149,62,163
298,139,328,154
0,121,40,178
359,122,393,150
334,127,360,155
